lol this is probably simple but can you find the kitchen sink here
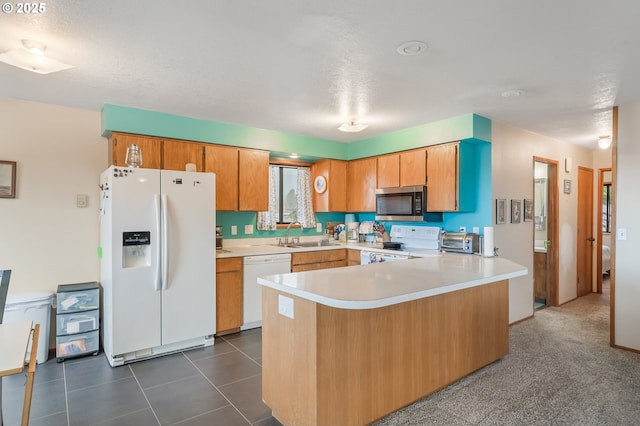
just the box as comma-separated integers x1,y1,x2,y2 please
273,241,340,248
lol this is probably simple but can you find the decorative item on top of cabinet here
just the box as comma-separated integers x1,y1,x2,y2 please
108,132,162,169
312,159,348,212
215,257,243,335
162,139,204,171
425,141,475,212
348,157,377,212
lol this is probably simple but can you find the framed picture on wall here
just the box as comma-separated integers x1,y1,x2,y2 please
496,199,507,224
511,199,521,224
524,199,534,222
0,160,16,199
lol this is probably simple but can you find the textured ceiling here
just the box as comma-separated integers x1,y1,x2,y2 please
1,0,638,149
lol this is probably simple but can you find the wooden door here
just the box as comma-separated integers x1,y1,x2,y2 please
577,166,594,297
400,148,426,187
238,149,269,211
347,157,377,212
162,140,204,171
426,143,458,211
204,145,239,211
376,154,399,188
108,132,162,169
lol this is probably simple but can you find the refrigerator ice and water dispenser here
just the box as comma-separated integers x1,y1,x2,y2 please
122,231,151,268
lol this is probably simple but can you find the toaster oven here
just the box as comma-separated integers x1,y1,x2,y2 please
440,231,479,254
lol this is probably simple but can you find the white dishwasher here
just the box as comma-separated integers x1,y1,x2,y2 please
242,253,291,330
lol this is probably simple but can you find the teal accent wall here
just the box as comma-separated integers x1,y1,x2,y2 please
102,105,493,239
101,104,348,160
348,114,488,159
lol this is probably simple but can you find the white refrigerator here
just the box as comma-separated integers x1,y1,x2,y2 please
99,166,216,367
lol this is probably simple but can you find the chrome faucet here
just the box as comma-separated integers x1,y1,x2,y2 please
284,221,301,244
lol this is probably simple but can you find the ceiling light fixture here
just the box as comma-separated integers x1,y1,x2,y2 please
21,39,46,56
289,153,300,159
598,135,612,150
0,39,73,74
338,120,368,133
501,89,526,98
396,41,428,56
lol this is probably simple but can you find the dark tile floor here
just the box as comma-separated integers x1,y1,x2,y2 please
1,328,283,426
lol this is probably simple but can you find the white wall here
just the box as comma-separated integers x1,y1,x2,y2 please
492,121,593,323
614,103,640,350
0,98,105,294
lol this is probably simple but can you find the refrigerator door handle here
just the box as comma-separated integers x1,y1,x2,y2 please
161,194,169,290
154,194,162,291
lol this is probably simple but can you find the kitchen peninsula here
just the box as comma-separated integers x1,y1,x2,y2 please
258,254,527,426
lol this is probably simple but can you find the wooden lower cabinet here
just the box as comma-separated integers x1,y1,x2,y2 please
347,249,361,266
262,280,509,426
215,257,243,335
291,249,347,272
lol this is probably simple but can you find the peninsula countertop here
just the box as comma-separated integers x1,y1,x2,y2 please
257,254,527,310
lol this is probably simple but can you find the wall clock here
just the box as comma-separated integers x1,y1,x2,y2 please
314,176,327,194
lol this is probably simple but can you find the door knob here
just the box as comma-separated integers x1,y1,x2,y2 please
587,237,595,242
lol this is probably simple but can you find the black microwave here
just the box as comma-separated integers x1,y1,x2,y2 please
375,186,442,222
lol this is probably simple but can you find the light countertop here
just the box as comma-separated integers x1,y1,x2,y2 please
216,239,441,258
257,254,527,310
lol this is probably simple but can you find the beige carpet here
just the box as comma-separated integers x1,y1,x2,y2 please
375,276,640,425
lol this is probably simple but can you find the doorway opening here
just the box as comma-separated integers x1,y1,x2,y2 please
533,158,559,309
597,168,612,293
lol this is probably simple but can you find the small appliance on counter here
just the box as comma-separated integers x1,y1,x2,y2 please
216,226,223,249
347,222,360,242
440,231,480,254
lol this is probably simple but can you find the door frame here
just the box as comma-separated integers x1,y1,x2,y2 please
596,167,612,294
533,157,559,306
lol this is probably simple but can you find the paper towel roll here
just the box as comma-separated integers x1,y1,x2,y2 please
185,163,196,172
483,226,494,257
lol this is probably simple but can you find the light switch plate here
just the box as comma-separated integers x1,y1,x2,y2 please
472,227,480,234
618,228,627,241
231,225,237,235
278,294,294,319
316,223,322,232
244,224,253,235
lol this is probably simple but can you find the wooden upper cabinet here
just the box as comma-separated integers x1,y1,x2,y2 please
204,145,239,211
347,157,377,212
162,139,204,171
108,132,162,169
426,142,474,212
313,159,348,212
238,149,269,211
399,149,427,187
376,154,400,188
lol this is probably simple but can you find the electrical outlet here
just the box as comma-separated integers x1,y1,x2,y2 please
472,227,480,234
459,226,466,232
231,225,237,235
244,224,253,235
278,295,294,319
316,223,322,232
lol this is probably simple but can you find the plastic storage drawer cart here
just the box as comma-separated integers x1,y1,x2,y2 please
56,281,100,361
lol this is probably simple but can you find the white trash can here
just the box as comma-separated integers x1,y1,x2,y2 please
4,291,54,364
